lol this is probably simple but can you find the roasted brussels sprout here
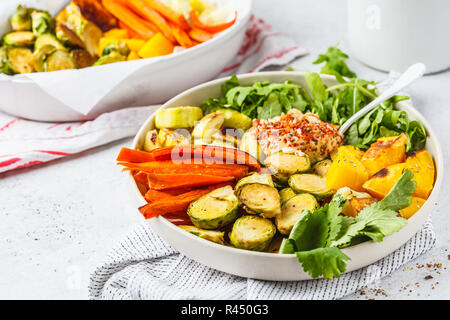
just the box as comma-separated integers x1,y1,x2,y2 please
235,173,281,218
35,34,66,52
56,23,85,48
31,10,54,36
92,51,125,66
187,186,240,230
279,187,297,205
288,174,333,198
11,5,33,31
0,47,14,75
313,159,332,177
276,193,319,235
102,40,130,56
264,152,311,184
2,31,35,47
45,51,76,71
7,47,34,74
32,44,57,72
155,107,203,129
192,112,225,143
179,225,225,245
70,49,96,68
229,216,276,252
211,130,240,148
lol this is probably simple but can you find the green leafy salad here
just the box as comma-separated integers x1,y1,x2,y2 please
201,46,427,151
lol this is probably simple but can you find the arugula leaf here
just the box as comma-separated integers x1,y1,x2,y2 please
296,247,350,279
313,45,356,78
305,71,328,102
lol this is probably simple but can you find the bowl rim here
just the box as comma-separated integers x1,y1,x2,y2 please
1,0,253,84
130,71,444,260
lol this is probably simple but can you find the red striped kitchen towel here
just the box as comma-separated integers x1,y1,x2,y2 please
0,15,307,174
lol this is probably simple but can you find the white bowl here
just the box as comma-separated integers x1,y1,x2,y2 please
130,71,443,281
0,0,252,122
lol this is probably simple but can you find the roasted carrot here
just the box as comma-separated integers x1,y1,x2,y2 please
147,173,235,190
170,22,193,48
189,9,237,33
102,0,155,39
188,28,213,43
120,162,248,178
150,145,261,172
143,0,190,30
116,147,155,163
119,21,142,38
144,188,193,202
126,0,176,42
133,171,149,185
139,183,232,218
164,211,193,226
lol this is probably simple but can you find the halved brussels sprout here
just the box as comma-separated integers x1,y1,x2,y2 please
187,186,239,230
240,129,265,163
11,5,32,31
45,50,76,71
31,10,54,36
334,186,371,201
179,225,225,245
2,31,35,47
7,48,34,74
192,112,225,143
143,129,161,152
102,40,130,57
235,173,281,218
0,47,14,75
158,128,191,147
288,174,333,198
155,106,203,129
32,44,56,72
93,51,125,66
211,130,240,148
235,172,274,191
313,159,332,177
35,34,66,52
70,49,96,68
216,109,252,130
56,23,85,48
229,215,276,252
279,187,297,205
264,152,311,184
276,193,319,235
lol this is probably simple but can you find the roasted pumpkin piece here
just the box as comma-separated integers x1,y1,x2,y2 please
330,145,364,161
342,197,378,217
363,163,406,199
405,149,435,199
360,134,408,176
398,197,426,219
326,146,368,192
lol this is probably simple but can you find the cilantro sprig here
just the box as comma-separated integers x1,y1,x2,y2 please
280,170,416,279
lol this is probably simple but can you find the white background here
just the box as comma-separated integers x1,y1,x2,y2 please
1,0,449,299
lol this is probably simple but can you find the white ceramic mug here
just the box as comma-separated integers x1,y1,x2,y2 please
347,0,450,73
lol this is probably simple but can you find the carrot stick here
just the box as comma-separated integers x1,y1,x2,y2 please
116,147,155,163
121,162,248,178
150,145,261,172
164,211,192,225
119,21,142,38
133,171,149,185
189,9,237,33
188,28,212,43
139,183,232,218
147,173,235,190
144,188,193,202
143,0,190,30
170,22,193,48
102,0,155,39
126,0,176,42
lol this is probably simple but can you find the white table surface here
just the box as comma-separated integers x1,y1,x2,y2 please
1,0,449,300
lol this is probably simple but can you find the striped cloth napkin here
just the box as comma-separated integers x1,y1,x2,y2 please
89,218,435,299
0,15,307,173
